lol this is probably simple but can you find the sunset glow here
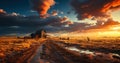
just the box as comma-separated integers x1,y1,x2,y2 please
111,10,120,22
0,0,120,37
111,25,120,31
0,0,120,63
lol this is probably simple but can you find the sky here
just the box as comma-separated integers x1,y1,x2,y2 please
0,0,120,37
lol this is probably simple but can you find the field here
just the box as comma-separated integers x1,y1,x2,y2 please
0,37,46,63
63,38,120,54
0,37,120,63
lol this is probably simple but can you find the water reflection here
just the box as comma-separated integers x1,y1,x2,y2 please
65,47,120,59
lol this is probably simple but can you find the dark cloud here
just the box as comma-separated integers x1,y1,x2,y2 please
70,0,120,20
66,22,90,32
0,9,76,35
1,7,119,36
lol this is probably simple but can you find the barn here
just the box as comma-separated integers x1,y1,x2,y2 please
31,29,47,39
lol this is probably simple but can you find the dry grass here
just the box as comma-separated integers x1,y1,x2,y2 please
0,37,119,63
59,37,120,54
0,37,39,59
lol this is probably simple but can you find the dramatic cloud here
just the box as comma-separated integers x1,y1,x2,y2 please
2,9,119,35
71,0,120,20
65,22,90,32
86,19,120,30
0,9,76,35
101,19,120,28
31,0,55,18
0,6,119,36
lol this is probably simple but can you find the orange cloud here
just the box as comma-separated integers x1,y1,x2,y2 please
31,0,55,18
102,0,120,12
71,0,120,20
0,9,6,14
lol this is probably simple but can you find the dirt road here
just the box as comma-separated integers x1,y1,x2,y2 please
2,39,120,63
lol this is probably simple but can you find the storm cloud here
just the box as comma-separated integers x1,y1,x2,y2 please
0,9,77,35
70,0,120,20
0,9,119,36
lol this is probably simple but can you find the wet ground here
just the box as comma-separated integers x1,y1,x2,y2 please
41,40,120,63
1,39,120,63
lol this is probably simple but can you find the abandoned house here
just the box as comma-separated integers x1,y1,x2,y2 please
31,29,47,39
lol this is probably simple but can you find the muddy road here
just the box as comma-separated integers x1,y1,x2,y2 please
1,39,120,63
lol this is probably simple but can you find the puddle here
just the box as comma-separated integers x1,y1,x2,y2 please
65,47,120,59
65,47,94,55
